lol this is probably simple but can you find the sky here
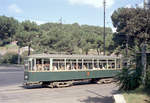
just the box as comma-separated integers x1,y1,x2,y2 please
0,0,144,31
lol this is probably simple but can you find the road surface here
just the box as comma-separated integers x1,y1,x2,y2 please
0,65,24,87
0,65,119,103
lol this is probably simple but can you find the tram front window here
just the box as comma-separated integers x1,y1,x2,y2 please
24,60,28,71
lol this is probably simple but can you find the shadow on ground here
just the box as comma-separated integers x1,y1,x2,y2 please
79,96,114,103
79,89,119,103
144,100,150,103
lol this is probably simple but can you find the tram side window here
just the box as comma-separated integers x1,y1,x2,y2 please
89,60,93,69
83,60,92,69
112,62,115,69
99,60,106,69
70,59,76,70
36,59,42,71
66,59,71,70
83,60,88,69
108,60,115,69
44,59,50,71
66,59,82,70
60,59,65,70
32,59,34,71
116,59,121,69
93,60,98,69
98,60,102,69
78,59,82,69
53,59,65,71
29,61,32,71
53,59,58,71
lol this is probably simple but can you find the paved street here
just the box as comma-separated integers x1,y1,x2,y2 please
0,65,24,87
0,65,119,103
0,83,119,103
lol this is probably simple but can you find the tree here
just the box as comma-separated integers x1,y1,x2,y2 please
127,8,150,86
112,7,150,87
15,20,39,55
111,8,137,56
0,16,18,46
36,21,113,55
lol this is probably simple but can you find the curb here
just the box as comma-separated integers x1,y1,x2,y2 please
113,94,126,103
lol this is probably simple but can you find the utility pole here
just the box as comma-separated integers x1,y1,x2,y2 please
18,46,20,64
142,0,148,86
59,17,63,24
144,0,146,9
103,0,106,55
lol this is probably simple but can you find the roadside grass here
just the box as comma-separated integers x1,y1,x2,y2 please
123,87,150,103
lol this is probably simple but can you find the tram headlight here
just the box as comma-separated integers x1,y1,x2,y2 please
25,75,28,79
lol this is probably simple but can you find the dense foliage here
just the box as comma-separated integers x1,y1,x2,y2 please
0,53,19,64
0,16,18,46
111,7,150,90
111,8,150,56
0,16,114,55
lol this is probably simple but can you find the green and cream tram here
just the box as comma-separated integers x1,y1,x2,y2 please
24,54,122,87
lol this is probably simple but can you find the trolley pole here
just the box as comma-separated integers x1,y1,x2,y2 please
103,0,106,55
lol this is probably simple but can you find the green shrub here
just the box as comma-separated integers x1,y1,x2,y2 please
0,53,19,64
146,69,150,89
116,66,141,91
145,54,150,89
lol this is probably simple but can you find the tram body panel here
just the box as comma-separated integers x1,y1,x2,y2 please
24,70,120,83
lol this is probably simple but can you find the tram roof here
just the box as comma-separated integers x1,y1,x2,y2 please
28,54,121,59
